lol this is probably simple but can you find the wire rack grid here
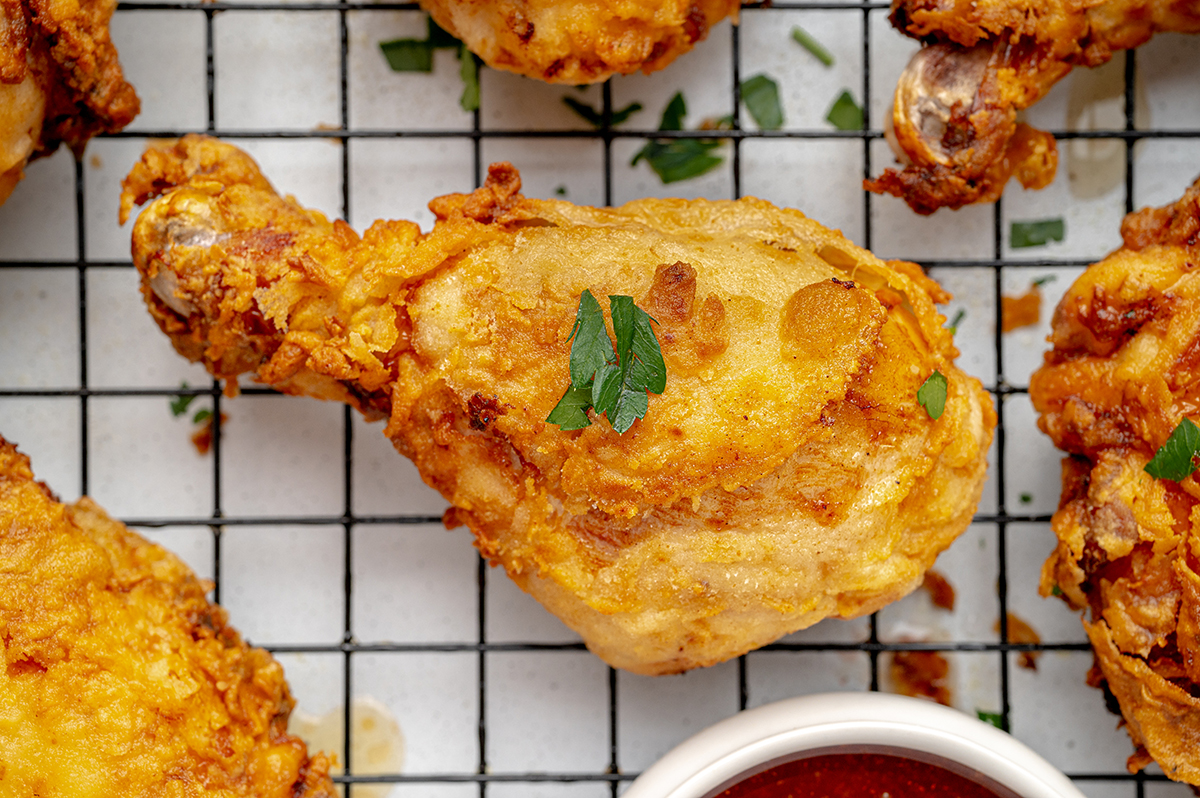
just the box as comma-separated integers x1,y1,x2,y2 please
1,2,1200,797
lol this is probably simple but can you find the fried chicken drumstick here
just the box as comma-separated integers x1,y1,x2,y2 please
0,0,139,205
866,0,1200,214
417,0,740,84
121,135,994,675
0,437,336,797
1033,175,1200,785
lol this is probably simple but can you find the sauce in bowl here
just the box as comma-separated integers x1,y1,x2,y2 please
714,751,1013,798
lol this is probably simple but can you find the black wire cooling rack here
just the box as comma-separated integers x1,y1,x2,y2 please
2,2,1200,795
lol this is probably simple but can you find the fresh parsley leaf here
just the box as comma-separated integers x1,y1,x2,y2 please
562,97,643,128
1032,274,1057,288
547,383,595,430
192,408,212,424
170,384,196,417
591,297,665,433
1011,219,1065,249
554,185,567,196
826,90,863,131
567,289,613,387
379,39,435,72
792,26,834,67
659,92,687,131
947,308,966,334
976,711,1004,729
631,92,726,184
1051,585,1064,597
917,370,948,420
1145,418,1200,481
632,139,723,184
547,292,666,433
1019,492,1033,504
458,45,480,111
741,74,784,131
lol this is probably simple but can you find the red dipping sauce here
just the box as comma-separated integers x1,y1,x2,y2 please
712,751,1014,798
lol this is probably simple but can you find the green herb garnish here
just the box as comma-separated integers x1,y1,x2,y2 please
1032,274,1058,288
740,74,784,131
1145,418,1200,482
170,383,197,417
563,97,643,128
192,408,212,424
946,308,966,335
792,26,834,67
1051,585,1064,597
554,185,567,196
547,290,667,433
917,370,948,420
380,39,435,72
458,45,480,111
659,92,687,131
1019,492,1033,504
631,92,724,184
379,17,480,111
976,711,1003,729
825,90,863,131
379,16,459,72
1011,219,1065,249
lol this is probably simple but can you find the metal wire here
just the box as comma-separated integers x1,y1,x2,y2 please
3,2,1198,795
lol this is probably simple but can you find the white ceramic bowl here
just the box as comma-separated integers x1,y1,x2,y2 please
624,692,1087,798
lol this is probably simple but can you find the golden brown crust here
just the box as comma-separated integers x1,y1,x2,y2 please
122,135,995,675
0,0,138,205
867,0,1200,214
418,0,741,84
0,436,336,797
1032,175,1200,785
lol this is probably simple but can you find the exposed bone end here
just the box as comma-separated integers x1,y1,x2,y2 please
149,267,196,318
890,42,992,168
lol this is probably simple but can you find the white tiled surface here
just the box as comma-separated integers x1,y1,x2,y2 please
1,4,1198,796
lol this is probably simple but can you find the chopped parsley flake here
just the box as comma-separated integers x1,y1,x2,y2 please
378,17,480,112
458,46,480,111
917,370,948,420
976,711,1004,729
946,308,966,335
826,90,863,131
169,383,197,417
1011,219,1065,249
563,97,643,128
1145,418,1200,482
740,74,784,131
631,92,725,184
792,26,834,67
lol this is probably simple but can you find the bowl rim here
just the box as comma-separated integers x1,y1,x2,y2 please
623,692,1088,798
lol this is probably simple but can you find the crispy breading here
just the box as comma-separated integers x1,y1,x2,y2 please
121,135,995,675
0,0,138,205
866,0,1200,214
1031,175,1200,785
0,437,336,798
418,0,741,84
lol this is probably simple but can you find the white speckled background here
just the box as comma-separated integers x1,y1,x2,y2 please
2,3,1199,795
